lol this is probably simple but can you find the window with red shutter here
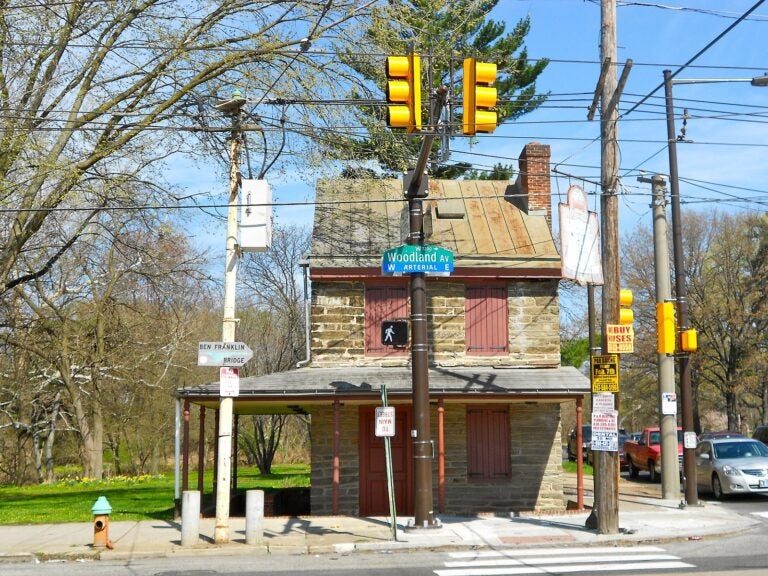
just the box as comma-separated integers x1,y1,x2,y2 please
466,405,511,481
465,285,508,355
365,285,408,356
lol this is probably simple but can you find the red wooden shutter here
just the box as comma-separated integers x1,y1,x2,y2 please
467,406,510,481
466,285,507,355
365,286,408,355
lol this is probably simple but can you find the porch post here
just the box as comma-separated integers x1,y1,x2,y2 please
198,407,206,493
233,414,239,492
333,398,340,514
576,397,584,510
182,399,190,492
213,407,220,497
437,399,445,513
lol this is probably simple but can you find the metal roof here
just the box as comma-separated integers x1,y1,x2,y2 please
309,179,560,272
177,366,590,414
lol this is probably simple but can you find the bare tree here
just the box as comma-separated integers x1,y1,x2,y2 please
0,1,371,298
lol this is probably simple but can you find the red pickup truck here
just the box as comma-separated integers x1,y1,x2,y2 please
623,427,683,482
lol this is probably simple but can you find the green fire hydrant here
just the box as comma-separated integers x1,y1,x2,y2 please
91,496,113,549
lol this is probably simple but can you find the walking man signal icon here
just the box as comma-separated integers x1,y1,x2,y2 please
381,320,408,346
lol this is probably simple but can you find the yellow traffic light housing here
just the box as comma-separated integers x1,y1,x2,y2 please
656,301,676,355
619,289,634,325
681,328,698,352
462,58,498,135
385,53,421,133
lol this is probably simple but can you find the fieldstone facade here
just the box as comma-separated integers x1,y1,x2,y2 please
310,279,561,369
310,400,565,515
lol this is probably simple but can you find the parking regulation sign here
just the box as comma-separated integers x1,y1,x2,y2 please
375,407,396,437
591,410,618,452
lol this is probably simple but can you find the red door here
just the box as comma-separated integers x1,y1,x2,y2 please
359,406,413,516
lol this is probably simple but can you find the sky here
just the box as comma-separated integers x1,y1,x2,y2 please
182,1,768,289
477,0,768,227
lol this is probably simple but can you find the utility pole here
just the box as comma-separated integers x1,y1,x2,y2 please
406,86,448,530
213,90,246,544
663,70,698,506
640,174,680,500
596,0,619,534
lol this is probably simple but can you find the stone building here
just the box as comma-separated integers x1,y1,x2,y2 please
177,142,590,517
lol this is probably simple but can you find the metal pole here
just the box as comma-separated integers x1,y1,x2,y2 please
642,174,680,499
214,100,245,543
663,70,698,506
405,87,447,530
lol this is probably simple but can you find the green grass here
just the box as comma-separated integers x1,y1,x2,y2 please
561,460,594,476
0,464,310,525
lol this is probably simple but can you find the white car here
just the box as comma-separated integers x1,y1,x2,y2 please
695,437,768,499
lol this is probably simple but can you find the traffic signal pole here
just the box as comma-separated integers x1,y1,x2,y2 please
405,87,447,530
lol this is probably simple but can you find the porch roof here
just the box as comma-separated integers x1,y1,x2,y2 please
176,365,590,415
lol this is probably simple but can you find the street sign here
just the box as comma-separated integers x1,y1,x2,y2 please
381,320,408,346
591,410,618,452
198,341,253,367
382,244,454,276
219,367,240,397
375,406,396,437
606,324,634,353
591,354,619,393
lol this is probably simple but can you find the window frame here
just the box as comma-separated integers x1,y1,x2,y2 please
364,284,409,356
465,284,508,356
466,405,511,482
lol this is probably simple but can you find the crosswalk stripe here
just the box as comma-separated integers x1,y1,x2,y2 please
448,545,665,559
435,545,694,576
435,561,694,576
752,511,768,518
445,553,681,567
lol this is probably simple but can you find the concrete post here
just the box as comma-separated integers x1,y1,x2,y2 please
245,490,265,545
644,174,681,499
181,490,201,546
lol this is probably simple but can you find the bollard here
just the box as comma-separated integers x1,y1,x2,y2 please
245,489,264,545
181,490,201,546
91,496,112,549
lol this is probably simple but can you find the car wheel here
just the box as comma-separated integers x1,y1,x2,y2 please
628,457,639,479
648,461,659,483
712,474,725,500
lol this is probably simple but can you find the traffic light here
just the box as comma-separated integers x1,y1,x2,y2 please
656,301,676,355
385,53,421,132
462,57,498,135
681,328,698,352
619,289,634,325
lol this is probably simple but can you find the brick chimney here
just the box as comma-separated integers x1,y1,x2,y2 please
507,142,552,227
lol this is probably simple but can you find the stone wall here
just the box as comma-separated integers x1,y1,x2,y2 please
309,401,565,516
309,279,560,368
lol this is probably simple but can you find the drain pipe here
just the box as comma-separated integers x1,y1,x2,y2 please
296,255,311,368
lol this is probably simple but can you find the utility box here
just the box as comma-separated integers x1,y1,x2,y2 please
91,496,112,548
240,179,272,252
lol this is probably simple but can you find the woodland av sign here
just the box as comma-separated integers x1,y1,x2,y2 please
381,244,454,276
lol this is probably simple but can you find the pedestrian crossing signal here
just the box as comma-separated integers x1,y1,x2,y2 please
381,320,408,347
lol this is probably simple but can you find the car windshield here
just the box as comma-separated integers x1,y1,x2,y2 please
648,430,683,445
713,441,768,459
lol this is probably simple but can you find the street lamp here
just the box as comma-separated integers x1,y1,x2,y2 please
663,70,766,507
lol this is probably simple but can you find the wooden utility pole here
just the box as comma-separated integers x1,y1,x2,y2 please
596,0,620,535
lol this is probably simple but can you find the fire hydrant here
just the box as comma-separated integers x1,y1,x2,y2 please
91,496,112,549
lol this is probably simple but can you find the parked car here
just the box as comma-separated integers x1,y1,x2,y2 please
695,437,768,499
567,425,591,462
587,432,630,469
624,427,683,482
699,431,744,440
753,425,768,446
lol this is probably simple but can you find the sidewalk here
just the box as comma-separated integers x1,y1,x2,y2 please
0,475,761,564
